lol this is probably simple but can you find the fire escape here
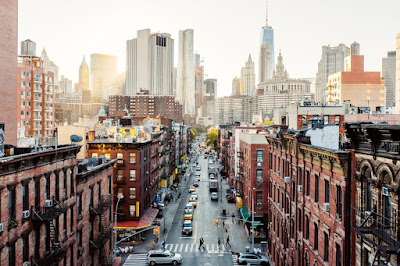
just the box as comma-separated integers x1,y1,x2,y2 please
31,197,69,266
89,195,112,265
353,208,400,265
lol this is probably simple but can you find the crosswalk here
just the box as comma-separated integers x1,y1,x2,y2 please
231,254,240,265
124,253,148,265
164,243,228,253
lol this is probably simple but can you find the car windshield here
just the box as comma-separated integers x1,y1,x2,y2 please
183,223,191,228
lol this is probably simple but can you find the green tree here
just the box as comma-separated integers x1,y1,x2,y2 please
206,130,218,149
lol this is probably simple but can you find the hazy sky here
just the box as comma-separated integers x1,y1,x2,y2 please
19,0,400,97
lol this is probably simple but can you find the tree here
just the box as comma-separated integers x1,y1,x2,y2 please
206,129,218,149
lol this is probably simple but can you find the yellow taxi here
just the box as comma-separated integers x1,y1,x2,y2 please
189,186,196,193
184,209,193,220
189,197,197,208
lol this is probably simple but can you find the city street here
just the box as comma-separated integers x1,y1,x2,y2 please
124,151,244,265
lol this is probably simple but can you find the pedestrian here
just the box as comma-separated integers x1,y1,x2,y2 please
199,237,204,250
162,239,166,250
226,236,231,247
217,238,221,250
152,238,156,249
222,221,225,228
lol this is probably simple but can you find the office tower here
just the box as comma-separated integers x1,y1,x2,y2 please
382,51,396,108
78,55,89,91
205,78,217,99
232,77,242,96
0,0,18,145
194,54,204,116
396,33,400,114
90,53,117,102
176,29,195,115
60,75,73,95
126,29,174,95
40,48,59,85
259,0,274,82
326,42,385,111
315,44,350,103
213,95,254,125
18,40,55,138
241,54,256,96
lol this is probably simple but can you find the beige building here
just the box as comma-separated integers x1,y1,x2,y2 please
78,55,89,91
57,125,90,159
326,43,385,111
90,53,117,102
241,54,256,96
232,77,242,96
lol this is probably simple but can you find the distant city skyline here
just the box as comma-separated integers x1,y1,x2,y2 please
18,0,400,97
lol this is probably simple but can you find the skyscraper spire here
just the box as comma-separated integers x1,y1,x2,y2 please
265,0,268,27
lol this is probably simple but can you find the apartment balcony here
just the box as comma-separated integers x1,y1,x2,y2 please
32,198,68,223
90,195,112,217
353,207,400,259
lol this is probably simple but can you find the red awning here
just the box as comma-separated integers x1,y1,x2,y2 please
115,207,159,230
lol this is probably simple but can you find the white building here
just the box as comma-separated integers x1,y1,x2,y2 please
60,75,73,95
40,48,59,85
315,44,350,103
126,29,174,96
213,95,254,125
382,51,396,108
241,54,256,96
176,29,195,115
90,53,117,102
258,52,312,114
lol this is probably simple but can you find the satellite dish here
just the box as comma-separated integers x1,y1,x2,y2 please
89,157,98,165
70,135,83,144
77,136,83,142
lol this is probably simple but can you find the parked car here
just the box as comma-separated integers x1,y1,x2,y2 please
211,192,218,200
226,194,235,203
236,253,269,265
196,166,201,171
193,181,199,187
146,250,183,265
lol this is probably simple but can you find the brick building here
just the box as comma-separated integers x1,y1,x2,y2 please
108,90,183,122
267,132,353,266
0,144,115,266
18,40,55,138
345,123,400,265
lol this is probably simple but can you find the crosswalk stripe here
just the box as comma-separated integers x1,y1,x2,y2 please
212,244,215,251
185,244,189,252
174,244,178,252
206,244,209,250
165,244,172,250
123,253,148,266
179,243,183,252
190,244,194,252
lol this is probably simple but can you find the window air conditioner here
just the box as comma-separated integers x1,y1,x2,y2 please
45,199,53,208
23,210,30,219
323,203,330,212
297,185,302,192
284,177,290,184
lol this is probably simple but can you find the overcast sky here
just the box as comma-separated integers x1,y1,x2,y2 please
18,0,400,97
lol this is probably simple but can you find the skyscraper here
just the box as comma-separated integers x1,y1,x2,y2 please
40,48,59,85
205,78,217,99
78,55,89,91
126,29,174,95
194,54,204,115
382,51,396,108
259,0,274,82
396,33,400,114
0,0,18,145
90,53,117,102
241,54,256,96
315,44,350,103
176,29,195,115
232,77,242,96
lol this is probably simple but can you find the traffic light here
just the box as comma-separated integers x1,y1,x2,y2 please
157,222,161,227
153,227,159,235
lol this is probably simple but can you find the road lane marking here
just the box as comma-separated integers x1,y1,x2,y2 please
192,221,198,244
206,244,209,250
174,244,178,252
190,244,194,252
185,244,189,252
166,244,172,250
179,243,183,252
212,244,215,251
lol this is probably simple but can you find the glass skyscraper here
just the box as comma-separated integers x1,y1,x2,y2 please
260,26,275,70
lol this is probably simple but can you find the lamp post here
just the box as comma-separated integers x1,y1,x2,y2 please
251,187,256,251
114,195,124,258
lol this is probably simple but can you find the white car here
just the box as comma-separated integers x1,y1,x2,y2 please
211,192,218,200
147,250,183,265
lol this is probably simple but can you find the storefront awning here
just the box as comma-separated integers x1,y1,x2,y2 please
115,207,158,230
240,204,250,223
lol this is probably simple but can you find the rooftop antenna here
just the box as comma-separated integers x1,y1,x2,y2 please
265,0,268,27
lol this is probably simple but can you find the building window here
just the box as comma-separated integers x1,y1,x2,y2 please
70,207,74,233
130,153,136,164
108,175,112,195
23,184,29,212
365,180,372,211
256,150,263,161
9,188,16,222
77,194,82,217
130,205,136,217
117,170,123,181
325,180,330,203
98,182,101,205
315,174,319,203
337,185,342,219
130,188,136,199
306,170,310,196
324,232,329,261
90,187,94,207
55,172,60,201
298,208,302,232
104,153,111,159
70,168,74,196
23,234,29,262
314,222,318,250
305,215,309,239
9,242,15,266
45,175,50,199
130,170,136,181
117,153,123,164
256,169,263,183
78,229,82,248
63,171,67,198
336,243,342,266
117,188,123,197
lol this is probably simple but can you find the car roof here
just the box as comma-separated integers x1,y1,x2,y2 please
183,220,192,224
148,249,170,255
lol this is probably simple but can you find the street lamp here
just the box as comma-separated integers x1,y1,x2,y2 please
114,194,124,258
251,187,256,250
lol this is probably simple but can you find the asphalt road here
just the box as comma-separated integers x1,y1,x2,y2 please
163,153,237,266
